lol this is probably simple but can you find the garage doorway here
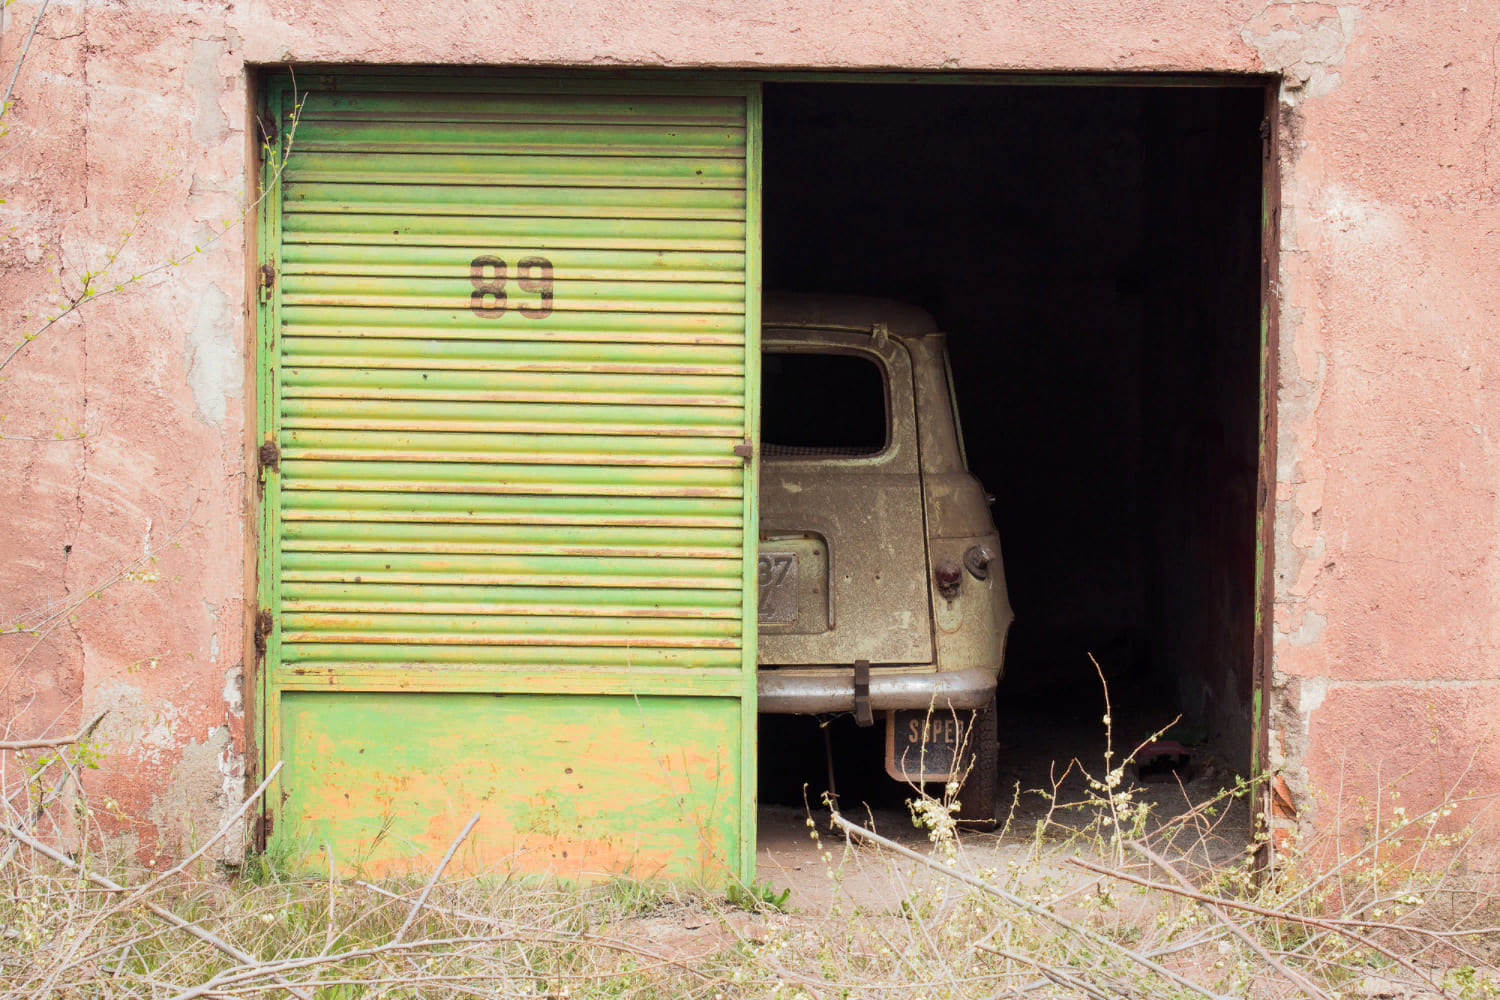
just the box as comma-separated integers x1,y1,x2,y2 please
756,79,1274,818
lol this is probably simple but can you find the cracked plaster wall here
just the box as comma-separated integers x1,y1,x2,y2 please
2,0,1498,861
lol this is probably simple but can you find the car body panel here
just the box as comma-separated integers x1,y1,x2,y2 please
756,294,1013,718
757,328,934,666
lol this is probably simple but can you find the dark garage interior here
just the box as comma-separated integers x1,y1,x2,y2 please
756,80,1269,815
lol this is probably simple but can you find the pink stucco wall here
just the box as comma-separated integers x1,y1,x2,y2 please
1,0,1496,859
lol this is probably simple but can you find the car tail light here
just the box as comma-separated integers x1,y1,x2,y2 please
935,560,963,600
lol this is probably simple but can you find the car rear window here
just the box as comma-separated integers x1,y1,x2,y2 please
761,350,887,457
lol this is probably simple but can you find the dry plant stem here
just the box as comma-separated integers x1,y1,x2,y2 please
829,811,1221,1000
1,821,314,1000
0,0,50,114
355,880,730,987
1281,778,1494,912
164,934,532,1000
21,750,268,996
132,761,283,899
1069,854,1455,997
0,505,196,664
0,708,109,868
392,809,481,944
1094,848,1497,946
971,917,1231,999
1087,653,1125,853
1,92,303,377
1129,838,1334,1000
0,707,108,752
976,942,1115,1000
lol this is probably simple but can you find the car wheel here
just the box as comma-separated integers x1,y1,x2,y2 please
955,694,998,826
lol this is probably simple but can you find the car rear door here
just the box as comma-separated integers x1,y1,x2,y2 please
757,330,933,666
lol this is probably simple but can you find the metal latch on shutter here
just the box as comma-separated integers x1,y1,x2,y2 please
733,437,754,461
258,263,276,303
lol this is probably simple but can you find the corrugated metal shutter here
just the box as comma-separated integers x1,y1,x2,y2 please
256,75,760,881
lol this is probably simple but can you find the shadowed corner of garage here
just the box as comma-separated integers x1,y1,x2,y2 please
754,79,1270,819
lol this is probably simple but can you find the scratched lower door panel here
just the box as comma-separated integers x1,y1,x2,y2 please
278,692,741,879
256,75,760,881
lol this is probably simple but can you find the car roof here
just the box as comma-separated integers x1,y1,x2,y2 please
763,293,940,340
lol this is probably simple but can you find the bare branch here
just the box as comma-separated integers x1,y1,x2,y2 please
392,809,481,945
0,820,313,1000
0,92,305,377
829,810,1222,1000
1129,838,1334,1000
0,708,107,752
1071,851,1456,997
976,942,1116,1000
130,761,283,894
0,0,50,117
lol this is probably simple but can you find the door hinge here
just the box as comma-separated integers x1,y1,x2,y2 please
259,113,278,146
253,609,274,657
258,263,277,303
259,812,275,842
258,439,281,476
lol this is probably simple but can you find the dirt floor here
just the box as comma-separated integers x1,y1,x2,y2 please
756,693,1256,912
624,696,1486,1000
623,721,1258,978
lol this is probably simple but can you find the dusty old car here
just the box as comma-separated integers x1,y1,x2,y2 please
756,293,1013,821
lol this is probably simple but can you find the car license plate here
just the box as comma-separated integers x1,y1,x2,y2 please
885,708,969,782
757,552,799,624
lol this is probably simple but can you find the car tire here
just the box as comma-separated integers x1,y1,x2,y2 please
955,694,999,826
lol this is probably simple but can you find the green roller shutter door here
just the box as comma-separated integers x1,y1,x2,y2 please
256,75,760,882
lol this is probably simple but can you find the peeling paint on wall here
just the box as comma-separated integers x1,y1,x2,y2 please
184,282,240,427
1284,608,1326,646
96,681,180,768
222,663,244,719
1242,4,1359,102
148,725,244,861
188,39,230,147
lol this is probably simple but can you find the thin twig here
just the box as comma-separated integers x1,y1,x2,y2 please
0,709,108,868
829,811,1220,1000
0,0,50,116
0,708,107,752
1082,848,1500,941
129,762,283,897
356,879,745,986
1070,854,1455,997
1129,839,1333,1000
392,810,481,944
0,432,88,442
0,88,306,376
976,942,1116,1000
162,934,525,1000
0,821,313,1000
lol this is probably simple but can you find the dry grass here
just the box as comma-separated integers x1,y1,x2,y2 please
2,712,1498,999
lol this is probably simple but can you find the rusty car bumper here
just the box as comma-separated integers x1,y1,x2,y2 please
756,665,996,715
